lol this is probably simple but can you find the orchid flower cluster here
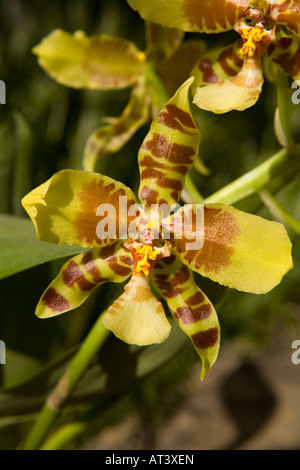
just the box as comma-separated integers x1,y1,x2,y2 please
21,0,297,379
128,0,300,113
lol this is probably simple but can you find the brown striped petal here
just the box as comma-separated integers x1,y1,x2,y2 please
21,169,137,248
266,32,300,79
267,0,300,37
138,78,201,208
36,241,133,318
83,75,150,171
102,271,171,345
192,55,264,113
172,204,293,294
191,40,243,88
152,254,220,379
32,29,145,90
128,0,250,33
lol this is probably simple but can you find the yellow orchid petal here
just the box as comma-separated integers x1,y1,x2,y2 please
36,241,133,318
152,255,220,380
267,32,300,79
172,204,293,294
102,272,171,345
128,0,249,33
32,29,145,90
193,55,264,113
21,169,136,248
83,75,150,171
268,0,300,37
138,77,201,207
191,40,243,89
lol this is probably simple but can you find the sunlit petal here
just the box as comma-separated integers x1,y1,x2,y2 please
102,272,171,345
172,204,293,294
193,55,264,113
21,170,137,248
191,41,243,87
128,0,250,33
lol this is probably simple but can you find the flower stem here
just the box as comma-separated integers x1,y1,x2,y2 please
275,70,296,153
40,422,87,450
20,310,109,450
144,62,170,114
40,398,112,450
259,188,300,234
182,173,204,203
204,146,300,205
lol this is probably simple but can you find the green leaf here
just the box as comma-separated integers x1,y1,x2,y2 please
0,214,86,280
0,349,40,389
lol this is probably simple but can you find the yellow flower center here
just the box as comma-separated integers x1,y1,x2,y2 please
240,26,268,58
135,244,161,277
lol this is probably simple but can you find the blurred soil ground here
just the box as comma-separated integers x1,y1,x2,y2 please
81,321,300,450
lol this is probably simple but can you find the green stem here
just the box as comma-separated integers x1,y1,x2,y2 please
259,188,300,234
20,311,109,450
182,173,204,203
193,156,211,176
275,70,295,153
204,146,299,205
40,422,88,450
40,398,112,450
144,62,170,112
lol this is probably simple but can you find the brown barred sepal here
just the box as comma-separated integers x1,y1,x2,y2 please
152,254,220,380
267,32,300,80
138,77,201,207
36,241,133,318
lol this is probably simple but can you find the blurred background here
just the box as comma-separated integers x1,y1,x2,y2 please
0,0,300,450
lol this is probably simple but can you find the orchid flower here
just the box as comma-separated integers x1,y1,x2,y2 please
32,23,204,170
127,0,300,113
21,79,293,379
